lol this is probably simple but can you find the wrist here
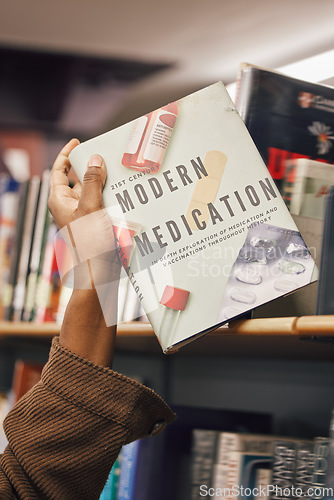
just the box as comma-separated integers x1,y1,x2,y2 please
60,287,118,367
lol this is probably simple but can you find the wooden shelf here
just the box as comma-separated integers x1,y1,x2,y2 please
0,316,334,359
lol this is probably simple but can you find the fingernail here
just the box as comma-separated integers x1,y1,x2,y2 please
89,154,103,167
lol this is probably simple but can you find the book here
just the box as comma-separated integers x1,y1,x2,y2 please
316,186,334,315
294,441,315,499
286,159,334,219
69,82,317,353
22,169,51,321
212,433,276,499
2,180,30,321
0,175,20,318
34,220,58,323
224,451,273,500
326,409,334,490
190,429,219,499
0,392,10,453
311,437,330,499
236,64,334,197
255,468,271,500
149,405,272,500
269,439,313,500
116,440,140,500
100,451,122,500
12,175,41,321
10,359,44,405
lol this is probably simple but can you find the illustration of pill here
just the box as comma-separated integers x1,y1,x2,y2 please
222,306,244,320
229,288,256,304
274,280,297,293
185,150,227,230
234,266,262,285
278,259,306,275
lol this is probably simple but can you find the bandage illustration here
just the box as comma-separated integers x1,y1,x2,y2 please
159,285,190,347
122,102,178,173
185,150,227,230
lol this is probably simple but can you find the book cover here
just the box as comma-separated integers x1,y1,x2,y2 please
69,82,317,353
236,64,334,196
286,159,334,219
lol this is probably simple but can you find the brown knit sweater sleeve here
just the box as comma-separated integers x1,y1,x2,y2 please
0,337,176,499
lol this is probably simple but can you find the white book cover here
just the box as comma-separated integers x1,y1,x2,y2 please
69,82,317,353
288,158,334,219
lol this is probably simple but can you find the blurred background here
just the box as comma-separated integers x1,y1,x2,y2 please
0,0,334,174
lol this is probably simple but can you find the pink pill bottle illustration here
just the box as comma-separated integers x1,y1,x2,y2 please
122,102,178,172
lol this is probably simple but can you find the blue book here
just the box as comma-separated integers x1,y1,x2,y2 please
100,450,123,500
117,440,140,500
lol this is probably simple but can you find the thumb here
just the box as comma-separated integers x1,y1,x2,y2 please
78,154,107,214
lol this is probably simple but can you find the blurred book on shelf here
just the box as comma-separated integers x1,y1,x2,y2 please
316,186,334,315
235,63,334,198
0,164,144,326
284,159,334,219
97,409,334,500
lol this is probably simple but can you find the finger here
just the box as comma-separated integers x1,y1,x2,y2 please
77,154,107,214
50,138,80,191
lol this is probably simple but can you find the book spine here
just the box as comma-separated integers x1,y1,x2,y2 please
0,176,20,319
316,187,334,314
270,441,297,500
294,441,315,500
326,409,334,490
23,169,51,321
222,450,243,500
255,468,271,500
190,429,218,499
212,433,275,497
12,176,41,321
312,437,330,500
116,440,140,500
2,180,30,321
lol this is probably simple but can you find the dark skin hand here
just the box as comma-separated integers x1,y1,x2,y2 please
48,138,121,367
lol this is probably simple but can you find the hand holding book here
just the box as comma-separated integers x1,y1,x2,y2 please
48,139,121,366
48,139,121,291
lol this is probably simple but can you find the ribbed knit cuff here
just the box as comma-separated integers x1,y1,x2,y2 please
42,337,176,442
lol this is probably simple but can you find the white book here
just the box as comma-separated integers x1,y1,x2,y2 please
69,82,317,353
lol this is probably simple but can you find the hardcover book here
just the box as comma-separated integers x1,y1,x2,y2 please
69,82,317,353
236,64,334,197
285,159,334,219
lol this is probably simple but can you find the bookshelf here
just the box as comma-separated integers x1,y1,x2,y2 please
1,315,334,359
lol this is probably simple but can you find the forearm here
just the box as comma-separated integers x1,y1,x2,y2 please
59,286,118,367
